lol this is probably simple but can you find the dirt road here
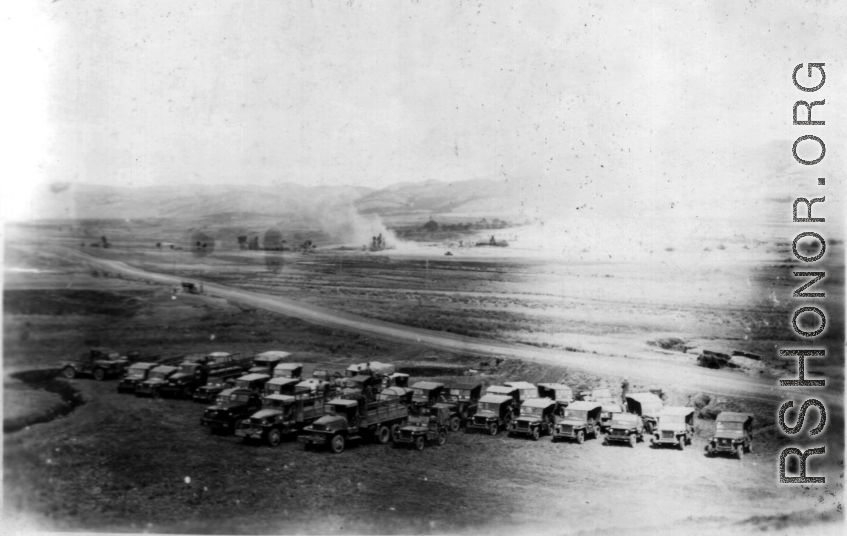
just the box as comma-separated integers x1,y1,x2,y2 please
58,247,825,406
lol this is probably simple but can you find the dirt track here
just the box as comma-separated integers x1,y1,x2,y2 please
60,247,825,407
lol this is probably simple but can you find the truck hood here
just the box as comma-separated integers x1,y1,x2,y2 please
556,419,585,427
401,425,429,433
311,415,347,431
208,402,245,411
516,416,541,424
658,423,688,433
142,379,166,386
251,409,282,421
168,373,191,383
714,430,746,440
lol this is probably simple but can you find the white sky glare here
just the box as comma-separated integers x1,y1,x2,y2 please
3,0,844,221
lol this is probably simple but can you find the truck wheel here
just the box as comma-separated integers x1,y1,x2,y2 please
678,436,685,451
644,422,653,435
376,425,390,445
576,430,585,444
415,436,425,451
736,445,744,460
330,434,345,454
437,430,447,446
267,429,282,447
62,367,77,379
390,423,401,441
488,422,498,436
93,368,106,381
532,428,540,441
629,435,636,448
450,417,460,432
746,441,753,454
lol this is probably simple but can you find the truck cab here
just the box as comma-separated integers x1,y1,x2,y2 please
467,394,515,436
200,388,263,434
503,381,539,406
341,374,380,397
410,381,446,414
232,373,271,393
433,381,482,431
485,385,520,414
272,362,303,379
159,361,205,399
625,393,664,434
117,362,158,393
652,407,695,450
553,401,602,444
604,412,644,447
192,375,235,403
393,406,450,450
509,398,557,440
707,412,753,459
600,402,626,433
537,383,574,415
60,347,129,381
250,351,292,374
295,378,333,397
135,365,179,397
264,377,300,398
235,392,328,446
378,386,414,406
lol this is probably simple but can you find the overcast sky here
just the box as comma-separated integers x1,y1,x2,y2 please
3,0,844,220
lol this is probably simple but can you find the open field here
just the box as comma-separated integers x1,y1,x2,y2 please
3,221,844,534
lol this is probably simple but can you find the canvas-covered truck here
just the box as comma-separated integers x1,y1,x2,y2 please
263,377,300,398
467,394,515,436
59,347,133,381
537,383,574,414
249,351,293,375
200,388,263,434
378,386,414,406
235,392,328,446
159,357,248,399
485,385,520,414
604,412,645,447
192,376,235,403
135,365,180,397
652,407,695,450
231,373,271,393
706,412,753,459
625,393,664,434
117,363,158,393
552,401,602,444
298,394,408,453
432,381,482,431
410,381,446,414
393,406,449,450
295,378,334,397
509,398,557,440
272,362,303,379
504,381,539,405
341,374,382,398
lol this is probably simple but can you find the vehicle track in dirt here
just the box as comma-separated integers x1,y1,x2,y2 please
58,247,826,407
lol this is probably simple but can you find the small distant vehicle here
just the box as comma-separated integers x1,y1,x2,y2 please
200,388,263,434
509,398,557,440
604,412,645,447
231,373,271,394
410,381,445,414
117,362,158,393
625,393,664,434
467,394,515,435
485,385,520,414
236,392,328,446
393,406,450,450
553,401,603,444
135,365,179,397
433,382,483,431
652,407,696,450
537,383,574,413
599,402,626,433
249,351,293,375
272,362,303,379
706,412,754,459
181,281,203,294
192,376,235,403
263,377,301,398
60,347,130,381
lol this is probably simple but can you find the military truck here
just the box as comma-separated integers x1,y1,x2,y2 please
707,412,754,459
378,386,414,406
236,392,329,446
432,381,482,431
298,393,409,453
263,377,300,398
393,406,449,450
231,373,271,393
504,381,539,404
135,365,180,397
651,407,695,450
341,374,381,398
192,376,235,403
604,412,645,447
625,393,664,434
117,362,159,393
200,388,263,434
552,401,602,444
467,394,515,435
159,357,248,399
272,362,303,379
295,378,334,397
249,351,292,374
59,347,133,381
509,398,557,440
485,385,520,414
410,381,445,414
537,383,574,414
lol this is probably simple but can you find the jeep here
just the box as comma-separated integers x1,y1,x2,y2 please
599,402,626,433
117,362,158,393
135,365,179,397
59,347,129,381
433,381,482,432
466,394,514,435
552,401,602,444
410,381,446,414
200,388,263,434
604,412,644,447
706,412,753,459
485,385,520,414
625,393,664,434
652,407,695,450
509,398,557,440
503,381,539,405
393,406,449,450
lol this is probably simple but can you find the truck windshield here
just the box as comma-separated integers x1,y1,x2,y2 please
448,389,471,399
215,395,228,405
716,422,744,431
275,370,294,378
126,367,147,378
179,364,198,374
206,378,225,387
478,402,500,413
562,409,587,420
327,404,349,415
229,393,251,403
610,415,636,426
412,388,430,397
521,406,544,416
234,381,250,389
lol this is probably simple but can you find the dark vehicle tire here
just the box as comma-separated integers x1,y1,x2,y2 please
62,367,77,379
629,435,636,448
450,417,460,432
376,425,390,445
644,422,653,435
330,434,345,454
488,422,498,436
437,430,447,446
532,428,540,441
267,429,282,447
678,436,685,451
390,423,401,441
576,430,585,444
93,368,106,381
736,445,744,460
415,436,425,451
